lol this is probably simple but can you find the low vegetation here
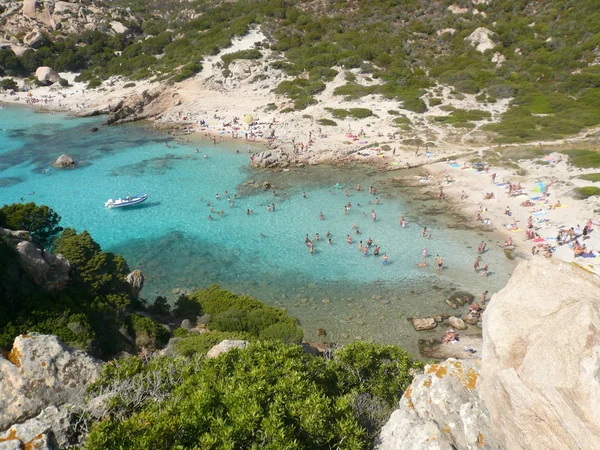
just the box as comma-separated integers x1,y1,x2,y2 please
1,0,598,141
84,340,423,449
578,173,600,182
574,186,600,199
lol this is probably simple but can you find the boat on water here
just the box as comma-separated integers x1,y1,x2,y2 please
104,194,148,208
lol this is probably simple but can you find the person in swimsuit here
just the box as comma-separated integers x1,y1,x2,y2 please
382,253,388,264
436,254,444,272
400,216,406,228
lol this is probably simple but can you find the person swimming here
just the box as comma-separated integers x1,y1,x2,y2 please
320,212,324,220
328,238,333,245
347,235,352,244
326,231,331,238
208,215,214,220
315,233,320,241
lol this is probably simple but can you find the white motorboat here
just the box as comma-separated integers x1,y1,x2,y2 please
104,194,148,208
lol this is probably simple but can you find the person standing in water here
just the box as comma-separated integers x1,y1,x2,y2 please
371,210,377,222
382,253,388,264
400,216,406,228
473,257,480,273
422,227,427,237
436,254,444,272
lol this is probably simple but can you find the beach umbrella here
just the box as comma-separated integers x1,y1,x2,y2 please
243,114,253,124
533,182,546,193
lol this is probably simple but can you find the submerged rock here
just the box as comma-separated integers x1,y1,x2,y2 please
411,317,437,331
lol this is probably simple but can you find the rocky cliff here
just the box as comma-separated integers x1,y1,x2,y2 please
378,257,600,449
0,333,102,448
0,227,70,291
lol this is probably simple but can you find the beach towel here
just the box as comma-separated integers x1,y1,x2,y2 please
495,183,505,187
555,204,569,208
545,237,557,240
533,238,545,243
510,228,522,232
532,211,547,216
451,163,461,168
580,253,596,258
530,196,541,201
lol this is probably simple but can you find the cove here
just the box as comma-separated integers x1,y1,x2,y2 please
0,105,516,353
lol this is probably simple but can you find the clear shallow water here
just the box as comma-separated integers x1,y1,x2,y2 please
0,105,516,354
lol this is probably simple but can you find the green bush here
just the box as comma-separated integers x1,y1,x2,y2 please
565,149,600,168
129,314,170,349
0,78,18,91
578,173,600,182
318,118,337,126
402,97,427,113
0,202,62,249
349,108,373,119
221,49,262,69
258,322,303,344
575,186,600,199
58,77,69,87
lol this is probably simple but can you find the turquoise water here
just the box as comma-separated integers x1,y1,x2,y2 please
0,105,515,353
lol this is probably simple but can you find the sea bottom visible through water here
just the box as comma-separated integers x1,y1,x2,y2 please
0,106,516,354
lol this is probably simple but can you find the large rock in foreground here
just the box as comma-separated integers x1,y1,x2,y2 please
480,257,600,449
53,154,74,168
377,359,498,449
0,334,102,431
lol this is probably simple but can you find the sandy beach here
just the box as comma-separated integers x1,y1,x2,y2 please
2,29,600,277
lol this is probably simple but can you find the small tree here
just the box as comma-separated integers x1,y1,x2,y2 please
0,202,63,249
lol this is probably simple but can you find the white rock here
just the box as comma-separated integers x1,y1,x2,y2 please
465,27,496,53
22,0,38,18
206,340,248,358
491,52,505,67
448,5,468,14
110,21,129,34
480,257,600,449
53,153,74,167
35,67,61,85
0,334,102,430
378,359,499,449
23,30,43,48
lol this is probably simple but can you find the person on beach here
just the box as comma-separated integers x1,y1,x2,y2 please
477,241,487,254
501,238,513,247
436,254,444,272
400,216,406,228
473,257,480,273
373,245,380,257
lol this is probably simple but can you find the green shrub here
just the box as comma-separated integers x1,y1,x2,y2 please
87,79,102,89
575,186,600,199
123,82,136,88
0,202,62,249
148,296,170,316
129,314,170,349
318,118,337,126
221,49,262,69
172,294,202,319
402,97,427,113
1,78,18,90
258,322,303,344
578,173,600,182
565,149,600,168
429,97,442,106
58,77,69,87
349,108,373,119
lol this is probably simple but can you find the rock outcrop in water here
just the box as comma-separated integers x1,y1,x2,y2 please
378,257,600,449
53,154,74,168
0,334,102,447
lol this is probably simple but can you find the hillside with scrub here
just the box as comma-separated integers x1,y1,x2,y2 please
1,0,600,146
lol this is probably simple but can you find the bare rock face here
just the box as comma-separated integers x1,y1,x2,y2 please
480,257,600,449
53,153,74,167
206,340,248,358
377,359,499,449
0,334,102,432
22,0,39,19
35,66,60,85
23,29,43,48
465,27,496,53
125,269,144,298
109,21,129,34
448,316,468,330
10,236,70,290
